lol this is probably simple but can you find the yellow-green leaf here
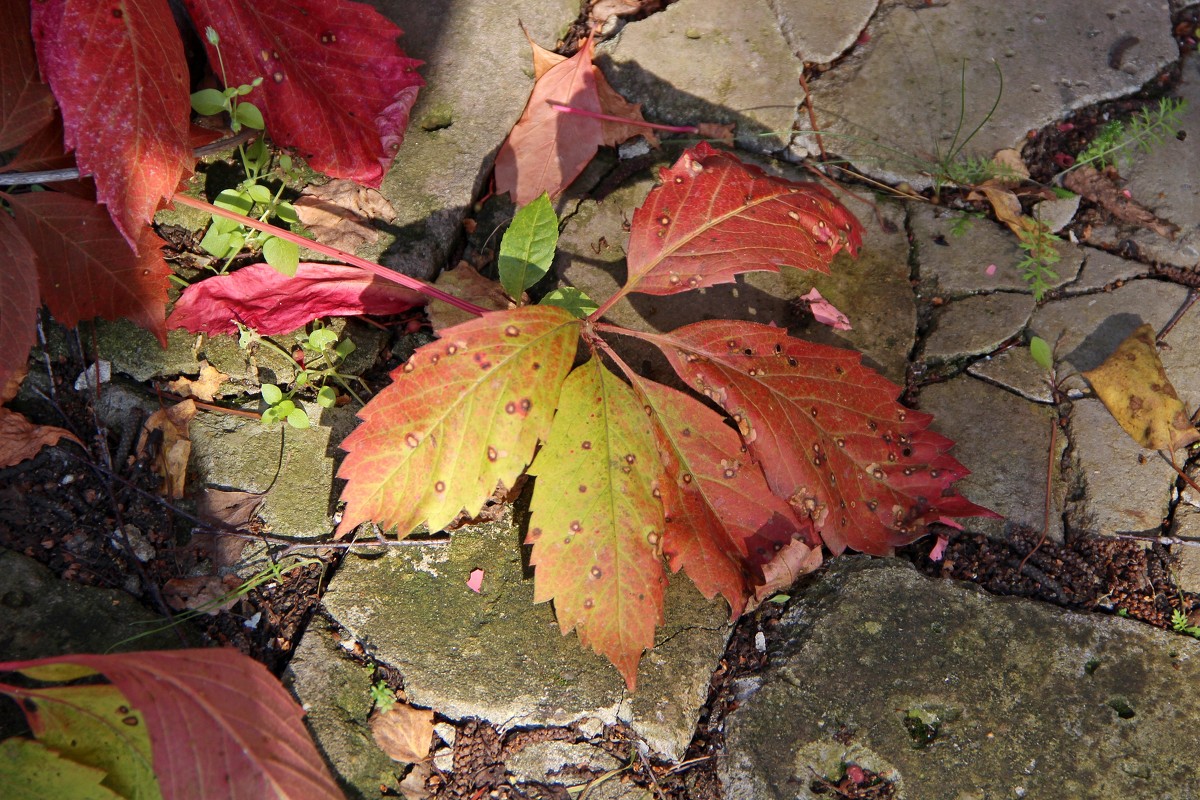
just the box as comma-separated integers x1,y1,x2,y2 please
0,738,124,800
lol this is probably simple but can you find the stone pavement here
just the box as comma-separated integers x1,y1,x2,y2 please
117,0,1200,796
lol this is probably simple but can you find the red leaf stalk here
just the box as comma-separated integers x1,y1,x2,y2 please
548,102,699,134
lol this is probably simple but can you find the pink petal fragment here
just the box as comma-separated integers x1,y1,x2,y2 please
467,568,484,593
985,263,997,276
928,534,948,562
800,288,851,331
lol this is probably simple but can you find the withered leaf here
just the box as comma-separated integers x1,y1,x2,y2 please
371,703,434,763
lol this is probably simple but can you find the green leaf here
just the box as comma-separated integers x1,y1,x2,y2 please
210,213,241,235
199,226,233,258
234,102,265,130
1029,336,1053,370
295,370,310,387
17,664,99,682
245,183,273,205
235,83,257,97
214,189,253,216
0,738,125,800
307,328,339,350
274,202,300,225
526,356,667,689
498,193,558,301
262,236,299,276
261,383,283,405
190,88,227,117
275,399,296,417
335,339,357,359
317,386,338,408
286,408,310,429
205,26,219,45
245,137,268,172
540,287,597,318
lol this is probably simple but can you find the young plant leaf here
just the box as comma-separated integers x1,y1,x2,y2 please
540,286,598,318
0,211,39,396
337,305,580,536
498,193,559,301
1029,335,1053,370
0,0,55,152
167,262,424,335
494,36,603,205
7,191,170,343
183,0,424,187
526,356,667,689
624,143,863,296
626,373,808,617
654,320,996,556
31,0,192,248
262,236,299,276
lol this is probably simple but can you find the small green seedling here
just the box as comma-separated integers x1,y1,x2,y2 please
496,193,597,318
370,680,397,713
1171,609,1200,638
191,27,303,276
1029,335,1053,370
1072,97,1188,173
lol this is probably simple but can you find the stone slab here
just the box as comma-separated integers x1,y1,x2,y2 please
791,0,1177,188
771,0,879,66
1065,249,1151,294
720,557,1200,799
921,291,1035,362
319,512,731,761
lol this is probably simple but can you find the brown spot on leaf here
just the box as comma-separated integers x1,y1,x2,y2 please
581,441,592,450
570,520,582,532
505,325,520,337
405,433,420,448
487,446,498,462
435,481,445,492
505,402,516,414
590,566,602,578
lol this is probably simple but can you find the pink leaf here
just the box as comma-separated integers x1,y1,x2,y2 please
167,262,425,335
928,534,948,562
800,288,851,330
467,568,484,593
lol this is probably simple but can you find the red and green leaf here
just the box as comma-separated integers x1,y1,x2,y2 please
526,356,667,688
0,0,55,152
337,305,580,536
627,373,809,617
167,262,425,335
653,320,996,556
184,0,424,187
1,649,343,800
6,191,170,344
623,143,863,296
0,211,39,396
494,36,603,205
31,0,192,249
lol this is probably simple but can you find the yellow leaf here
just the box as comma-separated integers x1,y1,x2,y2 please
1082,323,1200,451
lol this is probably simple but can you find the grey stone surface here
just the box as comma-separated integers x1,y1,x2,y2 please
506,741,623,784
1069,398,1178,535
910,203,1083,297
283,624,403,799
0,549,182,659
1065,249,1150,293
791,0,1177,188
921,291,1036,362
598,0,801,154
319,512,730,761
372,0,578,278
1083,62,1200,269
968,346,1056,403
921,376,1066,541
719,557,1200,800
771,0,879,66
1033,193,1081,233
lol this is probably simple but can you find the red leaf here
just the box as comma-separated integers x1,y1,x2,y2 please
0,0,55,152
628,373,805,617
167,262,425,335
7,191,169,344
2,649,343,800
655,320,996,556
0,211,39,396
337,305,580,536
495,36,603,205
624,143,863,295
184,0,424,187
0,407,83,468
31,0,192,249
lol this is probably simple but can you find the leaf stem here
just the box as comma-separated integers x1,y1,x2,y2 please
171,193,489,316
548,102,699,134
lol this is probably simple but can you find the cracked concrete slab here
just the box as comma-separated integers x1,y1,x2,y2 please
769,0,879,66
920,291,1036,363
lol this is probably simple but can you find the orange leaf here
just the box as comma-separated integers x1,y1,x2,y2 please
0,407,82,468
136,399,197,498
165,362,229,402
593,66,659,148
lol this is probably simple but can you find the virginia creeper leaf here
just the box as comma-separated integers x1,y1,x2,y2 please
0,211,39,397
0,738,123,800
184,0,424,187
624,143,863,296
7,191,170,343
337,305,579,536
1,649,344,800
31,0,192,249
495,36,603,205
498,193,558,301
0,0,55,152
626,373,807,617
656,320,996,556
167,262,424,335
526,357,667,689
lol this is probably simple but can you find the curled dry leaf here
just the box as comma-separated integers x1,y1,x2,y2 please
371,703,435,763
799,288,852,331
0,408,83,468
427,261,519,332
135,399,197,498
1063,165,1179,239
991,148,1029,184
162,574,243,613
292,179,397,252
1082,323,1200,452
165,361,229,402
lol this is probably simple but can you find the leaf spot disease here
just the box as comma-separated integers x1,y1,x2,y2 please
581,440,592,450
122,716,139,726
647,531,660,546
590,566,603,578
578,484,587,493
505,325,520,337
405,433,420,448
435,481,446,492
487,446,498,462
273,72,285,83
505,401,516,414
584,598,594,609
570,520,583,532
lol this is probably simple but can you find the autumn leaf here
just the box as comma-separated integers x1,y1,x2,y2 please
495,35,603,205
136,399,197,498
0,211,39,396
0,737,124,800
623,143,863,296
184,0,424,187
0,407,83,468
7,191,170,343
593,67,659,148
526,356,667,688
0,0,55,152
31,0,192,248
370,703,434,763
427,261,518,332
337,305,580,536
165,361,229,402
1082,323,1200,452
292,179,397,252
167,262,424,335
653,320,995,556
1,649,344,800
627,372,805,617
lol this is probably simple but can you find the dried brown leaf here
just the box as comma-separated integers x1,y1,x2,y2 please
427,261,518,332
1063,166,1179,239
0,407,83,468
371,703,435,763
136,399,197,498
293,179,397,252
593,67,658,148
165,361,229,402
162,574,242,613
